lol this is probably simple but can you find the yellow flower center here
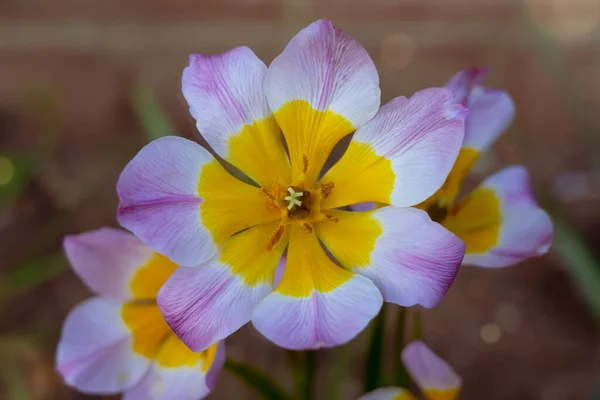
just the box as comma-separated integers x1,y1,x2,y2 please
260,157,339,251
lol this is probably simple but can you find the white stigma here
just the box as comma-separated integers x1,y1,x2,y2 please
284,187,304,210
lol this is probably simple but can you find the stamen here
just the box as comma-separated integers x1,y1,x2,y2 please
325,214,338,223
321,181,335,198
259,188,274,200
266,225,284,252
302,154,308,174
303,223,313,234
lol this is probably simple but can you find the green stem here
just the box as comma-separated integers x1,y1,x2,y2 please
301,351,317,400
411,308,422,341
225,360,292,400
364,307,386,392
323,345,351,400
392,307,411,387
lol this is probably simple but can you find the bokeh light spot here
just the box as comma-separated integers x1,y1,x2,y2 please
527,0,600,42
0,156,15,186
380,33,416,70
495,303,522,333
480,323,502,344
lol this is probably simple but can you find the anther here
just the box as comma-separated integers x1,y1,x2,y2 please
321,181,334,198
302,154,308,174
266,225,284,252
325,214,338,223
303,223,313,234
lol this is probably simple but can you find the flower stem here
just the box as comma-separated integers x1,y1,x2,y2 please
411,308,422,341
392,307,411,387
301,351,317,400
225,359,292,400
364,306,386,392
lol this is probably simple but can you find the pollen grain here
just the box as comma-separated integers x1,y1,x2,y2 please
320,181,335,198
266,224,284,252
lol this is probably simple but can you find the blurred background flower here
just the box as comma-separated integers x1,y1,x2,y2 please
0,0,599,399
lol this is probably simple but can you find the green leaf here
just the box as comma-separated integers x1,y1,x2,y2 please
131,85,175,141
0,253,68,305
225,360,293,400
364,307,386,392
552,216,600,318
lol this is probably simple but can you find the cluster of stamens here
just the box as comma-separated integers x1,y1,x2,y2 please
260,179,337,251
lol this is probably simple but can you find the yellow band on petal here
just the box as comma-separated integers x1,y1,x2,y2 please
130,252,177,300
156,333,203,368
276,226,351,297
422,388,460,400
315,210,382,269
219,222,289,286
155,334,218,370
198,159,281,245
275,100,353,186
443,186,500,254
418,147,479,212
121,303,170,359
319,140,395,210
228,116,291,188
394,391,418,400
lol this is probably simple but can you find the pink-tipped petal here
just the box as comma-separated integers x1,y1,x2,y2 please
266,19,380,184
158,262,271,352
63,228,153,299
123,341,225,400
317,207,465,308
157,223,287,352
445,67,490,105
460,166,553,268
252,274,382,350
252,226,383,350
182,47,289,187
446,67,515,152
117,136,216,267
401,340,461,395
56,297,152,394
321,88,467,209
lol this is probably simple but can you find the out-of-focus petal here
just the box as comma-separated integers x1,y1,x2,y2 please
183,47,290,188
64,228,161,300
117,136,279,267
417,147,479,212
401,340,461,400
158,222,288,352
358,387,418,400
123,340,225,400
444,165,552,268
266,19,380,185
446,67,515,153
252,226,383,350
56,298,166,394
320,88,466,210
316,207,464,308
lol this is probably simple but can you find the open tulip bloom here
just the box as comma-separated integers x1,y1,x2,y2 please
417,68,553,268
360,340,461,400
117,18,469,351
56,228,224,399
